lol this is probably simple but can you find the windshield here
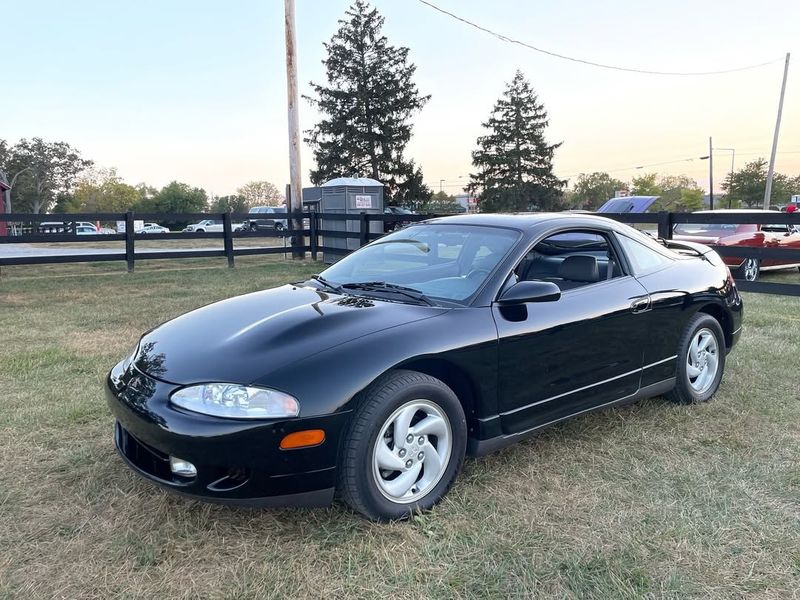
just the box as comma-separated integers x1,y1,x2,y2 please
673,223,756,236
319,224,519,304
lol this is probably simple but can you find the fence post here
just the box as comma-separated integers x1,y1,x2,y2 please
359,212,368,247
309,211,318,261
222,212,235,268
125,211,135,272
657,211,672,240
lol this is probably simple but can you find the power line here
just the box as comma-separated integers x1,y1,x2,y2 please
416,0,783,76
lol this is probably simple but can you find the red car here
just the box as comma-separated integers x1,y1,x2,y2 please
673,209,800,281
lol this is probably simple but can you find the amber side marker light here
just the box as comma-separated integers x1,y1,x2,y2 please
280,429,326,450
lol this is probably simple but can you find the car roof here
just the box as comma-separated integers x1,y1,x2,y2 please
421,212,621,230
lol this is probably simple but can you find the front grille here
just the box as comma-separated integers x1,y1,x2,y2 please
115,422,174,482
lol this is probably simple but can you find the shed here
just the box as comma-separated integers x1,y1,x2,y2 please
319,177,384,263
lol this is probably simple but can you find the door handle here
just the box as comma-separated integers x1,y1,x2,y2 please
630,296,651,313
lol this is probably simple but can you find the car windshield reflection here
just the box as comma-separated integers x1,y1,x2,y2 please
318,224,519,304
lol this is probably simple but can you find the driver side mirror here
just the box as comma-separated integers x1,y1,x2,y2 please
498,280,561,304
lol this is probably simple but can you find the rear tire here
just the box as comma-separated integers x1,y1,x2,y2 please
665,313,726,404
338,370,466,521
737,257,760,281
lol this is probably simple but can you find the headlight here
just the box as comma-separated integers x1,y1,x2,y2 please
170,384,299,419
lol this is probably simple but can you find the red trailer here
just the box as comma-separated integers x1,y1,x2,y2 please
0,170,9,237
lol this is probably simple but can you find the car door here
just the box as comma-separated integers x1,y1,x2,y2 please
494,228,650,435
761,223,800,267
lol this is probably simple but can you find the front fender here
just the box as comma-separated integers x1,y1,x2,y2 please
256,307,499,420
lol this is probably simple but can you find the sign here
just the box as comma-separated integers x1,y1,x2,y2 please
614,190,630,198
116,220,144,233
791,195,800,204
354,195,373,209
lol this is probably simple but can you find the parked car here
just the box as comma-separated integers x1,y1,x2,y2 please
38,221,66,233
183,219,246,233
106,213,742,520
596,196,660,214
673,209,800,281
383,205,416,232
76,225,100,235
136,223,170,234
248,206,288,231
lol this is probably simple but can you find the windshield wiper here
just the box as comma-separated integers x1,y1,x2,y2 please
340,281,435,306
310,274,344,294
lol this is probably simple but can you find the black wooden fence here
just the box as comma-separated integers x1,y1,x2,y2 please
1,210,799,296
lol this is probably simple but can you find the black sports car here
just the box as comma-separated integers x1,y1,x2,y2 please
106,213,743,520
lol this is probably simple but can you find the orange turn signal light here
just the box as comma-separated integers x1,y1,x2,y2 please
279,429,325,450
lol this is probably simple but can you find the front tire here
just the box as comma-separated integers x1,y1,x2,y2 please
338,370,466,521
665,313,726,404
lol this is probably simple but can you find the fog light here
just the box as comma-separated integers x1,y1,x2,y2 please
169,456,197,478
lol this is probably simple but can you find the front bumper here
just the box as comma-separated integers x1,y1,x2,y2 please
106,360,349,506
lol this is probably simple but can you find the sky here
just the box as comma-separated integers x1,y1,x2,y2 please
2,0,799,197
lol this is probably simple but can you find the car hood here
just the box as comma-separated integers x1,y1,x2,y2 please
133,284,446,385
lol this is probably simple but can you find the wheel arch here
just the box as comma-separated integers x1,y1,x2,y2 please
696,303,733,349
392,357,481,426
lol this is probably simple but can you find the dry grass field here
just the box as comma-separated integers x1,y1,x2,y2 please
1,258,798,599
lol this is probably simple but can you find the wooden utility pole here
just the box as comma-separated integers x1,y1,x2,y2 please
764,52,790,210
284,0,304,258
708,137,714,211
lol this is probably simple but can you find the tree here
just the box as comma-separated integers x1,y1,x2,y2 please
235,181,283,208
137,181,208,228
425,190,462,213
392,163,432,210
60,168,139,213
630,172,703,212
652,174,702,212
572,172,627,210
630,173,660,196
209,194,251,214
722,158,796,208
468,71,565,212
304,0,430,199
0,138,92,213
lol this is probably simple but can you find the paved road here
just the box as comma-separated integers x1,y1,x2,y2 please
0,243,287,260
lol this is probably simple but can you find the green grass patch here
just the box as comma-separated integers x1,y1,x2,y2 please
1,259,799,598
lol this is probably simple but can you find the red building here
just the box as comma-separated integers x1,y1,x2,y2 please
0,170,9,237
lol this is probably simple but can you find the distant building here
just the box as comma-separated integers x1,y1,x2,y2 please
0,170,10,237
454,194,478,213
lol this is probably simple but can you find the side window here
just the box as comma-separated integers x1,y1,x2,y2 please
516,229,624,291
617,234,673,274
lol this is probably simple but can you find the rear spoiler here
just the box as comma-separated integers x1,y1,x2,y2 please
660,239,714,257
658,239,723,266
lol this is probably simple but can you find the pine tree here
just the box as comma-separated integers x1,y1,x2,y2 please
468,71,565,212
304,0,430,201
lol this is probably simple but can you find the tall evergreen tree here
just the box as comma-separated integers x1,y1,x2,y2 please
304,0,430,201
468,71,565,212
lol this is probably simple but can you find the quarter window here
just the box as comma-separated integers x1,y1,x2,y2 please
617,234,673,273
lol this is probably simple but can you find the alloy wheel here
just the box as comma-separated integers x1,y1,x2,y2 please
743,258,759,281
686,327,719,394
371,399,452,504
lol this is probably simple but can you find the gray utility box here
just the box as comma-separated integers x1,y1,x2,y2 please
319,177,384,263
